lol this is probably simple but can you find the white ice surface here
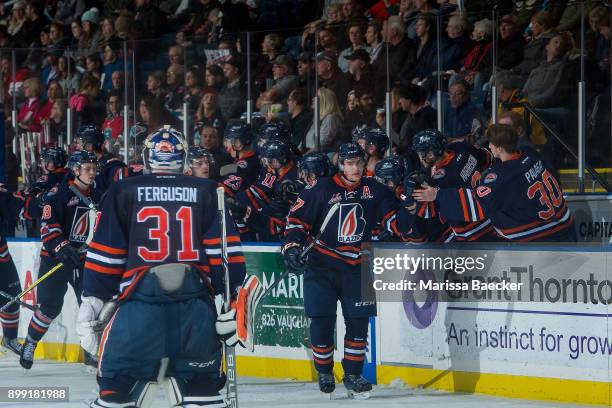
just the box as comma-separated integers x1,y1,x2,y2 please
0,351,599,408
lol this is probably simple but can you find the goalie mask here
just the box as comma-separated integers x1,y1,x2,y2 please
142,126,187,172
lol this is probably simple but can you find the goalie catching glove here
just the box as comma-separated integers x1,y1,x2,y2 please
76,296,117,358
215,274,264,350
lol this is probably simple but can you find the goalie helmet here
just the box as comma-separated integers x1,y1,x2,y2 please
142,126,187,172
41,146,68,168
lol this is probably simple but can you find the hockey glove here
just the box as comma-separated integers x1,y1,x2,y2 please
226,196,251,221
215,275,264,350
402,170,427,207
282,244,306,271
76,297,117,357
56,244,82,271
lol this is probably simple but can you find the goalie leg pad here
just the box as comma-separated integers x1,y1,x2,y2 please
166,376,227,407
235,275,264,350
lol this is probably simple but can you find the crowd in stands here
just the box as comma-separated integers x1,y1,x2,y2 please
0,0,610,185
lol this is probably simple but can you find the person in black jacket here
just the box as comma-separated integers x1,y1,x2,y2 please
497,14,526,70
397,84,437,154
377,16,417,86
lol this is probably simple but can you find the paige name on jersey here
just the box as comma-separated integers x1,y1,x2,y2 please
524,159,544,183
137,186,198,203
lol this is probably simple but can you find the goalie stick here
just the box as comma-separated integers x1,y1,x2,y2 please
258,202,341,302
217,186,239,408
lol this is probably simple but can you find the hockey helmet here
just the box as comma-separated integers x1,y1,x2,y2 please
412,128,446,158
298,152,334,180
375,156,405,187
76,125,104,151
41,146,68,168
142,126,187,172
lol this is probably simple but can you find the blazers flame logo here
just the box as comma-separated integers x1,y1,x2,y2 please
337,204,365,243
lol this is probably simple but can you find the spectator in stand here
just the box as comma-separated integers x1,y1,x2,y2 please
411,13,437,86
448,18,492,92
184,66,204,117
165,64,186,113
497,14,525,70
507,11,556,82
49,22,69,49
590,6,610,88
114,12,135,41
323,4,348,49
443,79,485,144
377,16,416,85
218,56,245,121
406,0,439,41
195,92,225,136
434,14,471,73
111,70,126,96
199,123,232,179
76,8,103,60
52,0,86,26
396,83,437,153
41,98,68,145
102,44,125,91
203,65,225,94
341,0,365,23
316,50,351,106
69,21,83,52
345,48,374,99
35,81,64,126
522,32,573,109
101,90,126,140
367,0,400,21
366,20,383,67
346,90,358,114
296,52,315,98
345,84,377,131
17,77,43,131
134,0,166,40
85,53,103,82
318,27,339,54
254,33,283,93
497,111,536,151
304,86,344,152
69,74,105,128
338,22,370,73
57,55,81,96
25,26,52,73
287,87,313,148
168,45,185,68
101,17,118,47
7,1,28,48
42,49,63,87
22,2,48,48
146,71,166,104
256,55,299,109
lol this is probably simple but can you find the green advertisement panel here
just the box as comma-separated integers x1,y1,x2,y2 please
244,250,310,348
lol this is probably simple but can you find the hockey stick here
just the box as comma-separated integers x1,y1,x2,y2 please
0,290,37,312
258,202,341,302
216,186,239,408
0,263,63,313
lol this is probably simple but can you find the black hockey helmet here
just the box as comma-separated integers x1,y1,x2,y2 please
256,121,290,149
224,121,253,148
76,125,104,151
337,142,366,171
67,150,98,171
41,146,68,168
375,156,405,187
187,145,214,165
364,127,389,155
298,152,334,180
260,139,290,166
412,128,446,158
